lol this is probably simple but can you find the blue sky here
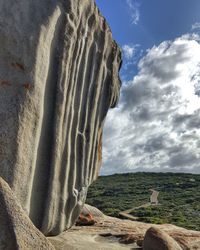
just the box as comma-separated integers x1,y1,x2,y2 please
96,0,200,80
95,0,200,175
96,0,200,45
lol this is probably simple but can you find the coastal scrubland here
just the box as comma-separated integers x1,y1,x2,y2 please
86,172,200,231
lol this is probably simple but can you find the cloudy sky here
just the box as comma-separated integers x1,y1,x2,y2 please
95,0,200,175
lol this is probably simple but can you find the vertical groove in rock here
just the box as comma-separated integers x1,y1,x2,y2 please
29,9,65,229
0,0,122,236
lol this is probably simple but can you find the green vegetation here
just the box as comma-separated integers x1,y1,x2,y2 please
86,172,200,231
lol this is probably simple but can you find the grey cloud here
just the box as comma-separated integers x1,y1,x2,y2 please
181,132,199,141
143,136,166,153
172,110,200,130
127,105,153,123
187,113,200,129
121,80,150,107
140,60,181,83
167,145,185,155
168,152,199,168
135,106,152,121
138,42,190,83
173,114,192,125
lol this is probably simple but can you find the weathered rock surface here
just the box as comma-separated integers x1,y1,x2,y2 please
0,177,55,250
0,0,121,236
48,212,200,250
143,227,182,250
82,204,105,218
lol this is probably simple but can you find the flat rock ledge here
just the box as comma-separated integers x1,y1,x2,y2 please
48,205,200,250
0,177,55,250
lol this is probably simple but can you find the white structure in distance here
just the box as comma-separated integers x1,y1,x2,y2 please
149,189,159,205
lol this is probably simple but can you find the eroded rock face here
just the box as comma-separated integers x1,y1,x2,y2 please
0,177,55,250
0,0,121,236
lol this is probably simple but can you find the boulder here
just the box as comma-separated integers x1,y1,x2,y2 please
0,0,121,235
82,204,105,218
143,227,182,250
0,177,55,250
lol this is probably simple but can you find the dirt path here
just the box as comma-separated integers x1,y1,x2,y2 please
119,203,151,220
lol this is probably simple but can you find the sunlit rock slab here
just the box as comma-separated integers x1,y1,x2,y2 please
49,213,200,250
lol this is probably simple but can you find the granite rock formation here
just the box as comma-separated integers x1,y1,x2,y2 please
143,227,182,250
0,177,55,250
0,0,121,236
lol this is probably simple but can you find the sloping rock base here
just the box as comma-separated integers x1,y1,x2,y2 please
0,177,55,250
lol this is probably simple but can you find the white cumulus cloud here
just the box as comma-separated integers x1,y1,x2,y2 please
102,34,200,175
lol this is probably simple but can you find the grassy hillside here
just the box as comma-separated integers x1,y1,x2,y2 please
86,172,200,231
